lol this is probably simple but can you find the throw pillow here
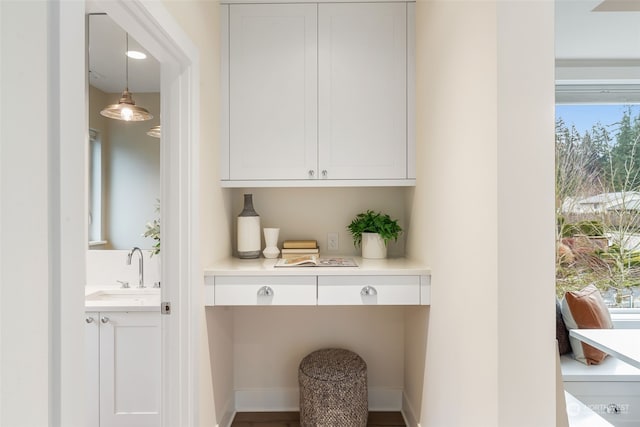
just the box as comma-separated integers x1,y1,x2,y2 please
561,284,613,365
556,299,572,355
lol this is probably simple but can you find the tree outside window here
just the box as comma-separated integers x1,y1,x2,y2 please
556,106,640,308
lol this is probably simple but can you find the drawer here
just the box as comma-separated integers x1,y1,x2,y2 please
214,276,316,306
565,381,640,426
317,275,420,305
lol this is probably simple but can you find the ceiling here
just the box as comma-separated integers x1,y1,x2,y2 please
556,0,640,62
88,14,160,93
87,1,638,94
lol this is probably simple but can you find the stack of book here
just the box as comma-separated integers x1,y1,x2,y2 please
281,240,319,259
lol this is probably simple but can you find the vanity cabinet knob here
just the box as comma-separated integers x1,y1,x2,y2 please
360,285,377,297
100,316,110,324
322,170,327,178
257,286,274,297
308,170,315,178
85,317,95,324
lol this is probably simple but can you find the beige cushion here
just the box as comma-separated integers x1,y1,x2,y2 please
561,284,613,365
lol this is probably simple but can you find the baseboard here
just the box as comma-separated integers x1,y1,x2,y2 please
402,391,419,427
235,387,299,412
217,395,236,427
234,387,404,412
218,411,235,427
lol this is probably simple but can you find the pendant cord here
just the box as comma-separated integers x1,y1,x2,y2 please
125,33,129,90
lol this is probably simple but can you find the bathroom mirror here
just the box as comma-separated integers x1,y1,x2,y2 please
88,14,161,250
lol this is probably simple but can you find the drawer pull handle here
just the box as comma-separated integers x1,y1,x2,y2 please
361,285,377,297
257,286,274,297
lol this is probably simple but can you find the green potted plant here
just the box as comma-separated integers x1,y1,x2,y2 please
347,210,403,259
143,200,160,256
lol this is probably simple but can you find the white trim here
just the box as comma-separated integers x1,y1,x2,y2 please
216,395,236,427
54,2,89,425
402,392,419,427
220,4,230,181
234,387,403,412
221,0,414,3
220,179,417,188
75,1,200,426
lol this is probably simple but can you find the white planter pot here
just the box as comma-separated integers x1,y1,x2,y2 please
361,232,387,259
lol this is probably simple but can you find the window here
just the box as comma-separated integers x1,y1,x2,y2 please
89,128,104,246
556,96,640,311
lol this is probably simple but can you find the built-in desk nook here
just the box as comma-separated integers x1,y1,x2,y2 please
204,257,430,426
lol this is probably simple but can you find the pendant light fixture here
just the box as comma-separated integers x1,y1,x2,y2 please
146,125,161,138
100,33,153,122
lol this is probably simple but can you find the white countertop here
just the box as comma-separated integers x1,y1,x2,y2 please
203,256,430,276
85,285,161,312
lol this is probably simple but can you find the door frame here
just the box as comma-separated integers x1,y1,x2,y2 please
58,1,200,425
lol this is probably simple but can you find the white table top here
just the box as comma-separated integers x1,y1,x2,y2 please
569,329,640,370
204,256,431,276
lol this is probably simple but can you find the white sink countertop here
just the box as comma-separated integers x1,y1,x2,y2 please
85,285,161,312
204,256,430,276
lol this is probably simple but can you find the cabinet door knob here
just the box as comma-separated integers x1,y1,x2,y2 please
257,286,274,297
322,170,327,178
85,317,95,324
308,170,315,178
361,285,377,296
100,316,110,324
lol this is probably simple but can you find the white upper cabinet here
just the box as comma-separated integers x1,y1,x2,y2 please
318,2,406,180
220,1,415,187
226,4,318,181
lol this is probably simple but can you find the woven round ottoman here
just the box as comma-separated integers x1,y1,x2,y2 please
298,348,368,427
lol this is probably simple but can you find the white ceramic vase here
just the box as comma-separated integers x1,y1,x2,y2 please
361,232,387,259
263,227,280,259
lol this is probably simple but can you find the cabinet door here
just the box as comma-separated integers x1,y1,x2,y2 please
228,4,318,180
318,3,407,180
85,313,100,427
99,312,161,427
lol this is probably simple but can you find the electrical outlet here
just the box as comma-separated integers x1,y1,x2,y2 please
327,232,339,251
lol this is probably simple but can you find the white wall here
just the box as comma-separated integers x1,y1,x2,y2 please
86,249,161,288
89,87,161,250
0,3,51,425
410,1,555,426
230,188,410,257
1,1,87,426
232,306,406,410
161,2,232,426
105,91,160,250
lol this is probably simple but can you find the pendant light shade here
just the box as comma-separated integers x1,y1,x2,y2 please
146,125,161,138
100,33,153,122
101,89,153,121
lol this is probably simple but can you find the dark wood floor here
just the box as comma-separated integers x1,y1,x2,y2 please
231,411,406,427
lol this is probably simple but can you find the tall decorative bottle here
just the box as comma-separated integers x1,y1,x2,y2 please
237,194,261,259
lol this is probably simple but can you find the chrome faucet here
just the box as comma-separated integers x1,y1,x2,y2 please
126,247,145,288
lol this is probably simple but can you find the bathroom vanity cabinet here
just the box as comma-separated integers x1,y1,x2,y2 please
85,311,161,427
